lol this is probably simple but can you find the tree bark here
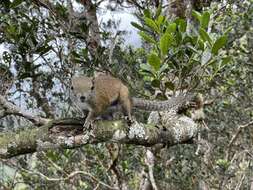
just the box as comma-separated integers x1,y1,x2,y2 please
80,0,102,56
0,115,198,159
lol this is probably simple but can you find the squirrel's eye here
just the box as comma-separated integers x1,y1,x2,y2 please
91,86,94,90
71,86,74,90
80,96,86,102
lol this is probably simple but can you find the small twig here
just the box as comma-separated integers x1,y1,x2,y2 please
235,174,246,190
226,121,253,159
145,149,159,190
21,168,117,190
0,95,50,125
109,33,119,65
32,0,69,32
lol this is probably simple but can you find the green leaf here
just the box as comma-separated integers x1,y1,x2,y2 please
144,9,151,18
139,31,156,44
10,0,23,8
144,17,160,33
175,32,182,45
131,22,148,32
176,19,187,33
160,33,173,56
148,53,161,71
199,28,212,46
198,40,205,51
212,35,227,55
200,11,210,29
192,10,202,23
156,15,165,26
139,64,154,76
166,23,177,34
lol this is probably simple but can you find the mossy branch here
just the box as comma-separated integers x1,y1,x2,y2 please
0,116,198,159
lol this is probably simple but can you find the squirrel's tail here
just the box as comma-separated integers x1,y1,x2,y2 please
132,94,192,111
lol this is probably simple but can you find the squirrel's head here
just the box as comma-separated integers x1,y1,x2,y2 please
71,76,94,105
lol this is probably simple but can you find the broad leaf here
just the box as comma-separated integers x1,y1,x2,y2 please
201,11,210,29
198,40,205,51
212,35,227,55
199,28,212,46
144,9,151,18
131,22,148,32
156,15,165,26
148,53,161,71
176,19,187,33
160,33,173,56
139,32,156,44
144,17,160,33
139,64,154,76
192,10,202,23
166,23,177,34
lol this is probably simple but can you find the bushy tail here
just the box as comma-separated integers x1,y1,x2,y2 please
132,94,192,111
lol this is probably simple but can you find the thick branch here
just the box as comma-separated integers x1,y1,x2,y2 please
80,0,102,55
0,116,198,159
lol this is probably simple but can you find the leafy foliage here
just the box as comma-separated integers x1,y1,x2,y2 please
132,9,229,97
0,0,252,189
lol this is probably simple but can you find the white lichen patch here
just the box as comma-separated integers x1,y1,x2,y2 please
148,111,177,126
36,139,58,151
81,134,90,144
55,136,74,146
172,125,184,142
129,122,146,139
148,111,159,125
65,137,75,146
172,116,197,142
112,130,126,141
56,136,65,144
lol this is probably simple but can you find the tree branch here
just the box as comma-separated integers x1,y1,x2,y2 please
0,95,50,125
226,120,253,159
0,115,198,159
21,168,117,190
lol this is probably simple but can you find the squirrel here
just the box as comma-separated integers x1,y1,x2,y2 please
71,74,191,128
